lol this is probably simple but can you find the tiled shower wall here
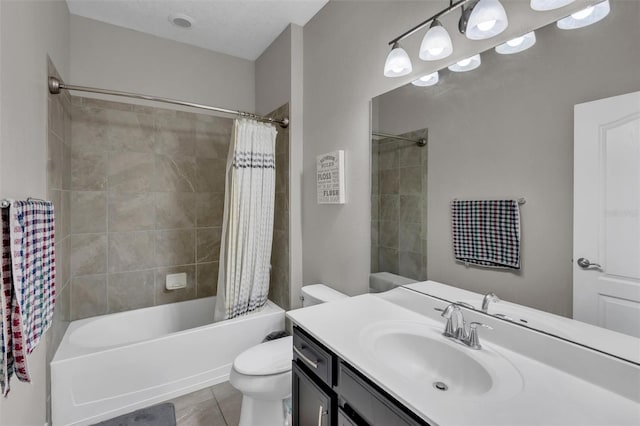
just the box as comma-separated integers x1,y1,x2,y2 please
68,97,230,320
371,129,428,281
68,97,290,320
46,59,72,357
268,103,290,310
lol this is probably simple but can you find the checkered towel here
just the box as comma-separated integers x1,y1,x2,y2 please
451,200,520,270
0,200,56,396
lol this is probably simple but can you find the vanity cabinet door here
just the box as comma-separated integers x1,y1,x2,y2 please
293,361,335,426
337,362,428,426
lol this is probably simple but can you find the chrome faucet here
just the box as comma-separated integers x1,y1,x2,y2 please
481,292,500,313
441,303,492,350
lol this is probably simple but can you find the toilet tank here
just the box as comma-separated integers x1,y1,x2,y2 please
301,284,347,307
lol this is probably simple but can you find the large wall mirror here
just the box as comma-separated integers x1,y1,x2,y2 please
371,1,639,362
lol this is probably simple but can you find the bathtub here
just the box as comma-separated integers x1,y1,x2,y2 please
51,297,285,426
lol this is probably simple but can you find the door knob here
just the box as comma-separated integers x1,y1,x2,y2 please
577,257,602,269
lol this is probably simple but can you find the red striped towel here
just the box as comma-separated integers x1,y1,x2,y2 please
0,200,56,396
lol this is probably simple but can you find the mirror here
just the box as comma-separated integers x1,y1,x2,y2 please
371,1,640,363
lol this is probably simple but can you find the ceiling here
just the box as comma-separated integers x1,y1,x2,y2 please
66,0,329,60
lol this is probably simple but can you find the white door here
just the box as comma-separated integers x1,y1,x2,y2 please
573,91,640,338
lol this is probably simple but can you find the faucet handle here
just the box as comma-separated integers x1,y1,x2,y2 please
454,301,476,310
481,293,500,312
466,322,493,350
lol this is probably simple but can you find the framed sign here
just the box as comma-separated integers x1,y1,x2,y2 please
317,150,346,204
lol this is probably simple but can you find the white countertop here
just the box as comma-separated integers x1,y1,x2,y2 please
287,291,640,426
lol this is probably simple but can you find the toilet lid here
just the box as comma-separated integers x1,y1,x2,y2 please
233,336,293,376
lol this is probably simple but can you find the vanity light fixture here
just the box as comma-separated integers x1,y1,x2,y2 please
384,42,413,77
495,31,537,54
530,0,575,11
411,71,440,87
419,20,453,61
383,0,509,78
459,0,509,40
448,54,481,72
557,0,610,29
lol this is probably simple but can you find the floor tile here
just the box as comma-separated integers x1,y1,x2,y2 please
211,382,242,426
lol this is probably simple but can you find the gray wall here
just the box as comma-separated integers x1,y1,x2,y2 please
255,24,305,309
70,15,255,113
301,1,589,296
0,1,70,424
377,2,640,316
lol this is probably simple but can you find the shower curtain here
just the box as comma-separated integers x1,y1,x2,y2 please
214,119,277,321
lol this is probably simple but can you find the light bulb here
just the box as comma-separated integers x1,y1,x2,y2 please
419,22,453,61
530,0,575,11
448,54,481,72
463,0,509,40
411,71,439,87
557,0,610,30
507,36,525,47
384,43,412,77
571,5,594,19
477,19,497,32
496,31,536,54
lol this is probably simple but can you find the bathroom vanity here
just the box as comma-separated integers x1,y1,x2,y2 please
287,284,640,426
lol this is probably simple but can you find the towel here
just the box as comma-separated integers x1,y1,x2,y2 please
451,199,521,270
0,200,56,396
0,209,15,396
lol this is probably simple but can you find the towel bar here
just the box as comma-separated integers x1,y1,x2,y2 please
452,197,526,205
0,198,47,208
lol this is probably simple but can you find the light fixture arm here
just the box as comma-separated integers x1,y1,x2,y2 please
388,0,473,46
458,0,480,34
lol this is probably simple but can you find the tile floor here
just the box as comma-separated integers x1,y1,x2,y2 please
166,381,243,426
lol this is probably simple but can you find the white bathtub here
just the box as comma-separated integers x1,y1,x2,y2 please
51,297,285,426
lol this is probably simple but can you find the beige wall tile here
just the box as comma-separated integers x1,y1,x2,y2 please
378,247,398,274
399,251,423,281
61,190,71,239
48,130,63,190
380,195,399,222
109,193,155,232
154,154,197,192
71,151,107,191
70,233,107,276
71,274,107,320
155,229,195,266
196,262,218,297
379,220,398,249
105,110,155,153
70,191,107,233
398,140,423,168
378,141,398,170
154,113,196,156
195,158,226,192
273,193,288,232
155,192,196,229
399,167,422,195
380,169,399,195
62,138,72,190
196,227,221,263
399,195,422,224
196,192,224,227
71,106,109,153
108,152,154,193
399,222,422,253
108,231,156,272
155,265,196,305
107,270,155,313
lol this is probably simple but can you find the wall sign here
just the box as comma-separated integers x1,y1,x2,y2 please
317,150,346,204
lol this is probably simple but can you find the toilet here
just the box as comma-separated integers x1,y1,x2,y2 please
229,284,347,426
229,277,410,426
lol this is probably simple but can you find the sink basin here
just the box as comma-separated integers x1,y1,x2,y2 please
360,321,523,400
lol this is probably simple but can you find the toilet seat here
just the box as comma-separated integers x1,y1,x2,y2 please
233,336,293,376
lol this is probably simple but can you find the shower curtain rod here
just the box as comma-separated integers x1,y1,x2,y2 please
48,77,289,128
372,131,427,147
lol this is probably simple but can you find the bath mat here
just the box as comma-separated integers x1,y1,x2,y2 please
92,403,176,426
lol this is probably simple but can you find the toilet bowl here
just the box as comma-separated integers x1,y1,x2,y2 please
229,284,347,426
229,335,293,426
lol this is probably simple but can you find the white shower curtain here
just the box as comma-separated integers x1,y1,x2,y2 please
214,119,277,321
